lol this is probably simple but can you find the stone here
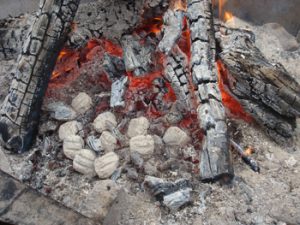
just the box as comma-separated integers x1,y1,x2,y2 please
94,152,119,179
79,180,120,220
93,111,117,133
127,116,150,138
163,126,190,147
73,149,97,177
46,101,77,121
100,131,117,152
71,92,93,114
129,135,154,158
63,135,85,160
86,135,103,152
58,121,82,141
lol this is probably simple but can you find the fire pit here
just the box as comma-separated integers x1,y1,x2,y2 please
0,0,300,224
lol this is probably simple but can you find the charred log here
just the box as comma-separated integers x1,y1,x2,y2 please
187,0,233,182
0,0,80,153
215,25,300,143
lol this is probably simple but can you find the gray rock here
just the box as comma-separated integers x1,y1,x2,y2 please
94,152,119,179
93,111,117,133
100,131,117,152
71,92,93,114
63,135,85,160
127,116,150,138
163,126,190,147
73,149,97,177
129,135,154,158
58,121,82,141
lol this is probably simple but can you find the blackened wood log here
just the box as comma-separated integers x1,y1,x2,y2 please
0,0,80,153
215,25,300,143
187,0,233,181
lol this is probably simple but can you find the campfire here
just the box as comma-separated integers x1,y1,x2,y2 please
0,0,300,222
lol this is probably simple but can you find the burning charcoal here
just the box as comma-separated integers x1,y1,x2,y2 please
165,104,184,124
110,76,128,108
129,135,155,159
130,152,144,169
45,101,77,121
163,126,190,147
86,135,103,153
94,152,120,179
73,149,97,177
63,135,85,160
158,9,184,54
144,176,191,201
127,117,150,138
71,92,93,114
93,111,117,133
230,140,260,173
100,131,117,152
163,188,192,211
103,54,125,81
58,121,82,141
122,35,154,76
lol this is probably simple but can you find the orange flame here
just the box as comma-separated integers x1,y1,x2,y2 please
244,146,255,156
217,60,252,122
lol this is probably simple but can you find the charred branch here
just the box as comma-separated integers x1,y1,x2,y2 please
0,0,80,153
187,0,233,182
215,25,300,143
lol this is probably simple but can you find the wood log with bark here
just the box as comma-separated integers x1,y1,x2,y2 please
0,0,80,153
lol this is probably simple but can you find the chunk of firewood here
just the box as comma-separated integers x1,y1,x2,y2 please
187,0,234,181
0,0,80,153
215,24,300,143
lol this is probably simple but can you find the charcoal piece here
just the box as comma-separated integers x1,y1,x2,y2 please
158,9,184,54
144,176,191,201
110,76,128,108
122,35,154,76
215,24,300,143
187,0,233,181
45,102,77,122
164,46,192,111
103,54,125,81
0,0,80,153
163,188,192,211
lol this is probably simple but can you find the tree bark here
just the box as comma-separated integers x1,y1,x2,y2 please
187,0,234,181
0,0,80,153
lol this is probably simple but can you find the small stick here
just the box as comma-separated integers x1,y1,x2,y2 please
230,139,260,173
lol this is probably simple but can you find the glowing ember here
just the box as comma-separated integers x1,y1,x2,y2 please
244,146,255,156
217,60,252,122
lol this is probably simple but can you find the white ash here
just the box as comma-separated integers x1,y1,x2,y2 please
71,92,92,114
58,121,82,141
110,76,128,108
73,149,97,177
79,180,121,220
127,116,150,138
100,131,117,152
86,135,103,152
45,101,77,121
163,126,190,147
63,135,84,160
93,111,117,133
38,120,58,135
94,152,119,179
129,135,154,159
